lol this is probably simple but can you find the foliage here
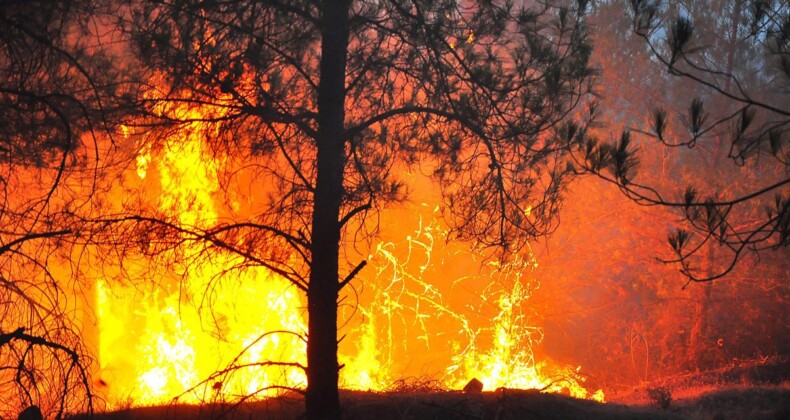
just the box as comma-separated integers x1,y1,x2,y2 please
102,1,598,417
579,0,789,283
533,0,788,387
0,0,126,417
122,0,597,253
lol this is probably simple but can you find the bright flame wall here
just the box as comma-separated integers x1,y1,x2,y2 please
93,96,602,408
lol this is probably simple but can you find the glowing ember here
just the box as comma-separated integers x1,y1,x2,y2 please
337,205,603,401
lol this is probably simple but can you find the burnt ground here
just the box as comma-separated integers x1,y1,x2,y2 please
69,358,789,419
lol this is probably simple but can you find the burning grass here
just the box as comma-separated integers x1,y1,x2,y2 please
61,356,789,419
91,110,604,408
608,356,790,405
47,64,784,418
57,350,789,419
68,382,789,419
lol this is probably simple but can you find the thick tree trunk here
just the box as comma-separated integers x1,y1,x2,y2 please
305,2,350,419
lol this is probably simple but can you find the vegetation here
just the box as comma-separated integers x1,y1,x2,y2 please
0,0,127,416
110,1,595,418
0,1,786,419
581,0,789,283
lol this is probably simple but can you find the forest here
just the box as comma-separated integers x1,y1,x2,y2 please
0,0,787,419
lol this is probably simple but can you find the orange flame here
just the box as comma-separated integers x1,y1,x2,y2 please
96,87,603,409
99,98,306,407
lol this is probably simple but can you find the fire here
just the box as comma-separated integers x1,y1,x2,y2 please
98,95,306,407
337,207,603,401
94,85,602,409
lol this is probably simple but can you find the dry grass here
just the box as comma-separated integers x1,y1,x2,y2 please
67,358,789,419
65,383,788,420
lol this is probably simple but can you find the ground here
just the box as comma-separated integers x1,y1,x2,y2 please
67,383,789,419
69,358,789,419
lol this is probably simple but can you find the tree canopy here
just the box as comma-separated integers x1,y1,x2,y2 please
581,0,789,283
0,0,125,416
115,0,596,417
0,0,786,418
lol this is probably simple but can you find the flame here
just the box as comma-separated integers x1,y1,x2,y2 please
337,203,604,401
96,82,603,409
99,94,306,407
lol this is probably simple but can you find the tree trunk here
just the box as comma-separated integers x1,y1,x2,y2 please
689,0,741,371
689,281,712,369
306,2,350,419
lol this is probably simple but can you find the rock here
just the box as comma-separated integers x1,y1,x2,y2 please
463,377,484,393
18,405,43,420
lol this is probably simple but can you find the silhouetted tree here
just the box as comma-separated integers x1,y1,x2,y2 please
580,0,788,284
115,0,596,418
0,0,125,417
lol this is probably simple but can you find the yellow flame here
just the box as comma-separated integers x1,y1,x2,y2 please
99,91,306,407
99,79,603,408
339,207,603,401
